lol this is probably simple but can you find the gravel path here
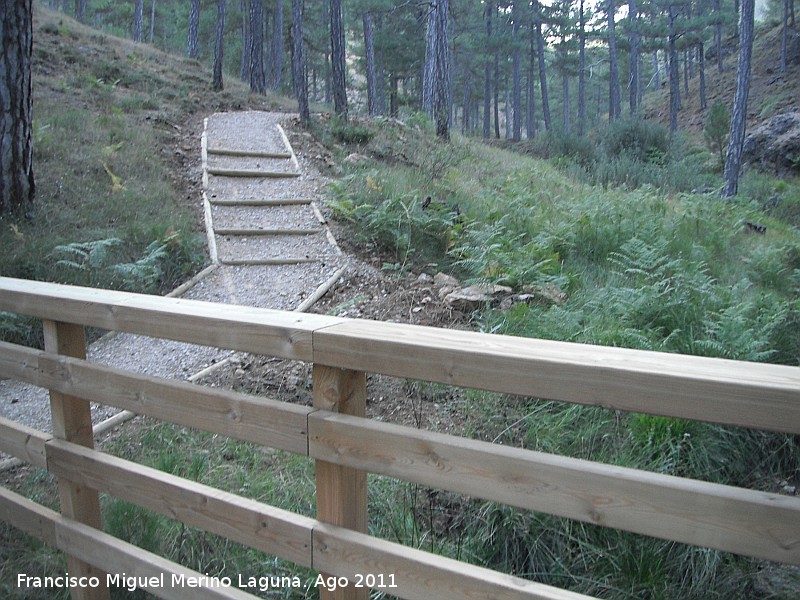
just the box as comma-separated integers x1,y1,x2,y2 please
0,111,346,458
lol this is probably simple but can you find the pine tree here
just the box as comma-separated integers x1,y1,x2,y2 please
188,0,200,58
330,0,348,117
0,0,35,215
722,0,755,198
213,0,227,91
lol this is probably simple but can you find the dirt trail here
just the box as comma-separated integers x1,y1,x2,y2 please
0,111,347,455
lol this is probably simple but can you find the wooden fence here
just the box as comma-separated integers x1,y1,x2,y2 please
0,276,798,600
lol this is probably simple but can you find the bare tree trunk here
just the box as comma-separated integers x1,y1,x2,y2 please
608,0,621,121
273,0,283,89
0,0,35,215
292,0,309,125
240,0,250,81
714,0,723,72
422,4,437,116
363,12,378,116
133,0,144,42
213,0,227,91
578,0,586,135
149,0,156,43
668,3,680,132
628,0,639,114
483,1,492,138
527,22,537,139
781,0,789,73
534,0,551,131
434,0,450,139
75,0,87,22
249,0,266,94
512,1,522,141
699,41,707,110
723,0,755,198
330,0,347,118
188,0,200,58
562,61,571,134
376,13,386,114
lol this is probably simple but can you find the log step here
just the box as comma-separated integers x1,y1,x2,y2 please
219,257,322,266
214,228,323,236
207,147,292,159
207,168,301,178
209,198,313,207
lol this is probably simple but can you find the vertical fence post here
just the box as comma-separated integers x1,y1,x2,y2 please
313,365,368,600
43,320,110,600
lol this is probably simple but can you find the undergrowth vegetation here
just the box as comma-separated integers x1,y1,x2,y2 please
322,113,800,598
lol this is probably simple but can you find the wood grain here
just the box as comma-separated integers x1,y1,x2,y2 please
0,277,343,360
0,342,309,455
312,524,593,600
313,320,800,434
308,411,800,565
0,415,50,468
313,366,368,600
46,439,315,567
44,320,110,600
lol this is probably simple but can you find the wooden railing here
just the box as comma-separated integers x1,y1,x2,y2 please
0,276,798,600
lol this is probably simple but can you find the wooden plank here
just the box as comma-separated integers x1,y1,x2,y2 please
45,439,315,567
313,366,368,600
0,342,310,455
209,198,313,207
0,487,259,600
0,485,58,546
207,168,300,178
54,516,261,600
0,277,343,360
313,320,800,434
219,258,321,266
43,320,109,600
308,411,800,565
312,524,593,600
214,227,323,236
207,147,292,159
0,416,50,468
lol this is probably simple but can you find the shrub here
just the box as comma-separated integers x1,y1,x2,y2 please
601,116,671,164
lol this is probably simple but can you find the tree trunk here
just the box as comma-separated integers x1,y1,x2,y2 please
535,1,551,131
781,0,789,73
363,12,378,116
714,0,723,72
434,0,450,139
390,74,398,118
628,0,639,114
240,0,250,81
133,0,144,42
494,41,500,138
376,13,386,115
607,0,621,121
0,0,34,215
562,60,571,134
483,1,492,138
527,21,537,139
273,0,283,89
512,1,522,141
699,41,707,110
578,0,586,134
422,5,437,117
75,0,87,22
668,4,680,132
213,0,227,91
330,0,347,118
249,0,266,94
149,0,156,43
722,0,755,198
292,0,309,125
188,0,200,58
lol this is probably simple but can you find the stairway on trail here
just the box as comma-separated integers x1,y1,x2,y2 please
0,112,347,448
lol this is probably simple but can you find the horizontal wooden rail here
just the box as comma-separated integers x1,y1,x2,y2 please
0,342,310,454
0,487,262,600
2,339,798,565
1,277,797,433
0,277,342,361
307,412,800,565
207,147,292,159
0,425,589,600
